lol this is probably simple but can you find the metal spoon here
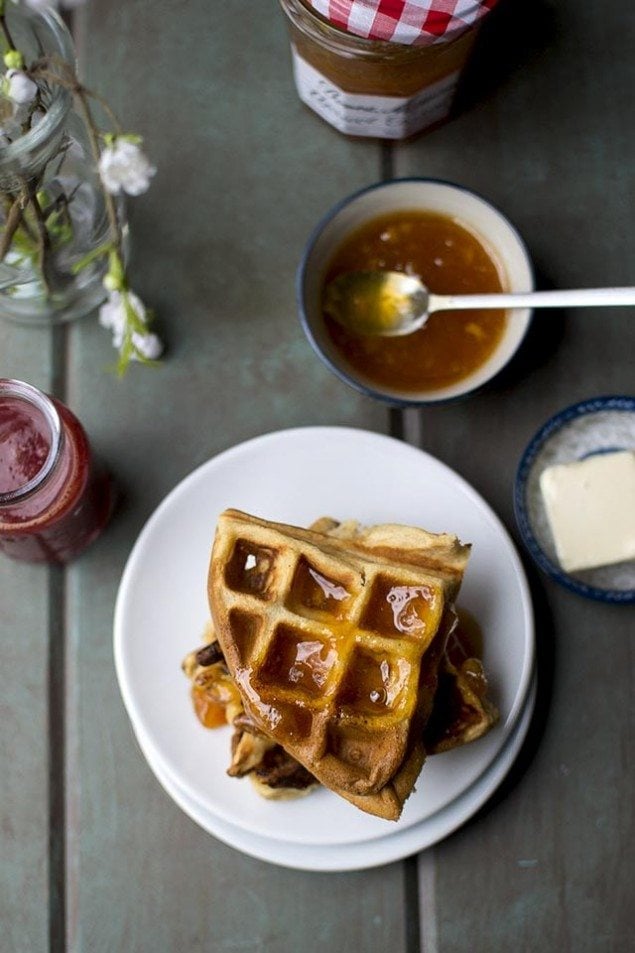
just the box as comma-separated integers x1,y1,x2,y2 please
323,270,635,337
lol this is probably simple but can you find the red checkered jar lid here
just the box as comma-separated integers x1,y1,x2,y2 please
303,0,499,45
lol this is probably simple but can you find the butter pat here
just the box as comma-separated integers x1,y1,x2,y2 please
539,450,635,573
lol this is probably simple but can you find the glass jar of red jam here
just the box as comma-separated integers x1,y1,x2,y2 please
278,0,496,139
0,379,113,563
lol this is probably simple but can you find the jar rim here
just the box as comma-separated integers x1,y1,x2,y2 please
0,7,75,163
0,378,62,504
280,0,400,52
279,0,477,51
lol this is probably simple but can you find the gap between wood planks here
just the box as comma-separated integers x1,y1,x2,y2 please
48,12,75,947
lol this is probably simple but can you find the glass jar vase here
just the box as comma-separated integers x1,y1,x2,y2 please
0,4,123,325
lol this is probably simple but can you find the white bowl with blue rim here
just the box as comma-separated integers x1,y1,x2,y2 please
297,178,534,406
514,395,635,603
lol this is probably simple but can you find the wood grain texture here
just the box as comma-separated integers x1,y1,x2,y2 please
65,3,396,952
0,332,56,953
395,1,635,949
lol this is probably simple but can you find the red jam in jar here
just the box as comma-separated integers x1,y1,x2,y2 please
0,379,113,563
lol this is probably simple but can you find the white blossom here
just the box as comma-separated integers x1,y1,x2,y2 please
99,289,163,362
98,289,141,335
4,68,38,105
131,331,163,360
98,139,156,197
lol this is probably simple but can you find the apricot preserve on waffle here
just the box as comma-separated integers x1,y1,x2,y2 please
207,508,473,820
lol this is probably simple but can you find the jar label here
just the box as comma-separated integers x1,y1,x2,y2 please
291,49,459,138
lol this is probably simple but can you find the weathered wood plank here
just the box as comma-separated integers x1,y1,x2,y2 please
0,330,55,953
66,3,397,951
395,0,635,949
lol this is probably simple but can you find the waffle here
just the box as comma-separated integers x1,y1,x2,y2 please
208,508,471,820
322,520,498,755
424,654,498,754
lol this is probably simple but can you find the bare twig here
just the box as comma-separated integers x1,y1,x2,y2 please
0,195,23,259
30,58,124,133
22,182,52,295
73,86,122,260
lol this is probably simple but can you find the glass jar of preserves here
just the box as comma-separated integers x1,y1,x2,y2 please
0,378,113,563
278,0,496,139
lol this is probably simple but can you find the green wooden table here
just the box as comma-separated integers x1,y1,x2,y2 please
1,1,634,950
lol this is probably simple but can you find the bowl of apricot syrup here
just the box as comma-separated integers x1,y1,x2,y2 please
298,179,534,405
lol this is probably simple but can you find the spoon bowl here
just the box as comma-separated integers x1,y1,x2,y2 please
323,270,430,336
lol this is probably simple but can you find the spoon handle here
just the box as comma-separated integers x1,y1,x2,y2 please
429,287,635,312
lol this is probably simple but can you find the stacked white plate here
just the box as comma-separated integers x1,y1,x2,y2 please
114,428,536,872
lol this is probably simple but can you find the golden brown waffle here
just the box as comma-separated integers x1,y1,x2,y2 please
311,519,497,754
424,654,498,754
208,508,471,820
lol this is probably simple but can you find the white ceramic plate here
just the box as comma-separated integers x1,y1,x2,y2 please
114,427,534,847
134,673,537,872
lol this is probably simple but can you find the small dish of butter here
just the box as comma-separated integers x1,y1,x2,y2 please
515,396,635,603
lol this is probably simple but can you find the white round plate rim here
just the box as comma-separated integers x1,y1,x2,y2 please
114,426,535,847
134,673,537,872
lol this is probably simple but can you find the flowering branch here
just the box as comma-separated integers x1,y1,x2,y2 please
0,0,163,374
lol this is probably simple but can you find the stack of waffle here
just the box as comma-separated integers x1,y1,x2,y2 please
182,509,498,821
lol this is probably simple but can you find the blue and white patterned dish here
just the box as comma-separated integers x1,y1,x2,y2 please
515,396,635,603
